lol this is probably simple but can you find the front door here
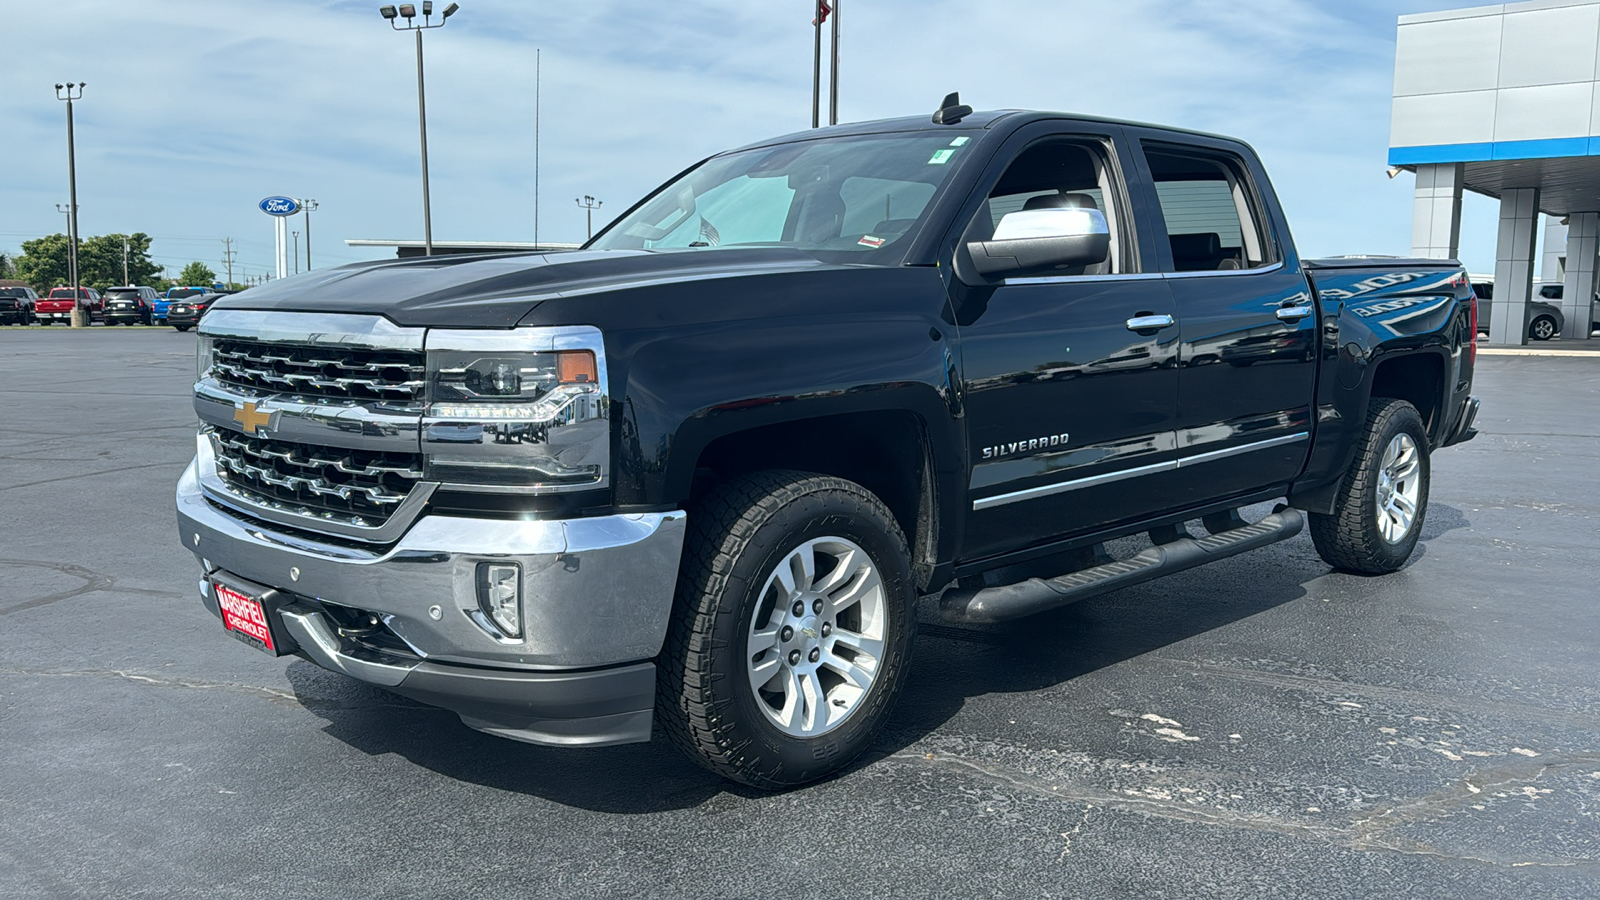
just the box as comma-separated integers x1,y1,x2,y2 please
951,129,1184,562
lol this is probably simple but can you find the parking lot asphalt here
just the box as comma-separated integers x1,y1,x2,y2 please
2,327,1598,899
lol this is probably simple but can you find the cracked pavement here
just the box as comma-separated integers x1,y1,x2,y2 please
2,330,1598,898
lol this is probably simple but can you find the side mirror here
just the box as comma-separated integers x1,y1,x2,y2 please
967,207,1110,278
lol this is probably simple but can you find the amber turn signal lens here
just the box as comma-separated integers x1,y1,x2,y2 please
557,350,597,384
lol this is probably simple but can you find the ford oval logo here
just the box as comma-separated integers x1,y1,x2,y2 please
259,196,301,216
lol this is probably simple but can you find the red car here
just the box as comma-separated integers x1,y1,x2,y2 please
37,287,102,324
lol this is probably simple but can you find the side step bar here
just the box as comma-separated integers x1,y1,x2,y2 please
938,508,1304,625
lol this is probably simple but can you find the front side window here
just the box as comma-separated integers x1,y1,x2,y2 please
1144,144,1276,272
590,133,978,257
962,139,1127,275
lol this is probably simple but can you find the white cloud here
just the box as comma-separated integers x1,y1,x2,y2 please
1,0,1498,277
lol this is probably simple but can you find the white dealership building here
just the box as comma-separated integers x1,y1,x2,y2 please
1392,0,1600,343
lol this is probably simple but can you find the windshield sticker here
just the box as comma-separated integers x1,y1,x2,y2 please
927,148,958,165
949,136,970,147
858,235,887,248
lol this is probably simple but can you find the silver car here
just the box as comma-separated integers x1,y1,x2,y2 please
1469,279,1565,341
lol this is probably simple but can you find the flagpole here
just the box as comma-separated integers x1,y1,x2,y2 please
812,2,823,128
829,0,840,125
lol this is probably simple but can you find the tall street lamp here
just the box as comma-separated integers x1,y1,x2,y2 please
299,199,319,270
379,2,459,257
576,195,603,241
55,82,85,312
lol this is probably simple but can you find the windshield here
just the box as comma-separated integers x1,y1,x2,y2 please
590,132,979,256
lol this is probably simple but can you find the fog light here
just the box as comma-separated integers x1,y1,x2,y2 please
476,563,522,638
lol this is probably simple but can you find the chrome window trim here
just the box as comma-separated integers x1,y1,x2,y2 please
972,431,1309,511
1162,260,1286,280
1003,272,1166,286
200,310,425,351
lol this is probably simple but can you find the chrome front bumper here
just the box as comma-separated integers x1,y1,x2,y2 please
176,456,687,745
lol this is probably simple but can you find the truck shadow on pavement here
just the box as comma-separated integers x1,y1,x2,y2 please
287,504,1470,813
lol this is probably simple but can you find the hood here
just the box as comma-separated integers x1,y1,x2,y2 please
211,248,841,328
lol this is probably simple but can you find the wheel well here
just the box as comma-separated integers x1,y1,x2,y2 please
689,412,937,587
1369,353,1444,441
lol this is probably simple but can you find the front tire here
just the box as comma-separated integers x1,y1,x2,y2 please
1309,398,1430,574
658,470,916,789
1529,315,1558,341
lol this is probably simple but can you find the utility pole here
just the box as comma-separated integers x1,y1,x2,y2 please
829,0,841,125
221,238,237,287
576,195,602,241
535,48,541,247
55,82,85,321
380,3,460,257
299,199,318,270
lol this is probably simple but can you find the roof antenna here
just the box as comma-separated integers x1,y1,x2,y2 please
932,92,972,125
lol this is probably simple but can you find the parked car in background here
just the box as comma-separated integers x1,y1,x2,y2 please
156,287,214,325
0,286,39,325
37,287,102,324
1468,277,1564,340
102,286,160,326
1533,282,1600,336
165,293,219,331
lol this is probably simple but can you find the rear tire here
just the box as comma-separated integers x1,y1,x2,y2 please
657,470,917,789
1309,399,1430,574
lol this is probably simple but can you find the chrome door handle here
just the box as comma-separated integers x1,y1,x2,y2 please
1126,314,1175,331
1275,305,1314,322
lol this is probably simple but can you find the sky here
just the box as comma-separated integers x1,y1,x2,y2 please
0,0,1514,283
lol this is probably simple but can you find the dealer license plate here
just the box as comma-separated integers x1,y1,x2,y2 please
215,582,281,654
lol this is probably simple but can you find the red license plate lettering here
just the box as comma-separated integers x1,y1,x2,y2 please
216,584,275,652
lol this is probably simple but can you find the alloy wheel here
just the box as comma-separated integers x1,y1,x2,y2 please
1375,433,1421,544
746,536,888,738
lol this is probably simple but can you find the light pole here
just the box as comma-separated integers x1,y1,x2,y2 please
292,231,300,274
299,199,318,270
55,82,85,312
379,2,459,257
576,195,602,241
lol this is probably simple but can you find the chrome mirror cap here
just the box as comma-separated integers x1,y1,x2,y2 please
991,207,1108,241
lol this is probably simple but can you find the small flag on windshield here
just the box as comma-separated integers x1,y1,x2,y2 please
814,1,832,26
698,217,721,247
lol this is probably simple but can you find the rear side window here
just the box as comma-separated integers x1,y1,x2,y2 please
1143,143,1276,272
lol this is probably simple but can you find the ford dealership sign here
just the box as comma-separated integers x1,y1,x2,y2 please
259,196,300,216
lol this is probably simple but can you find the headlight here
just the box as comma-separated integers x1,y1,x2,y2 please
196,335,216,380
422,326,609,491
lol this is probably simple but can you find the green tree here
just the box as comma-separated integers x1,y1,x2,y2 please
79,233,161,289
0,251,14,279
178,261,216,287
13,234,73,293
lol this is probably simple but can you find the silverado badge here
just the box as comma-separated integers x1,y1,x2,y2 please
233,401,277,436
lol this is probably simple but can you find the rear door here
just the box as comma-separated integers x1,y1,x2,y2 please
949,123,1184,561
1125,132,1317,504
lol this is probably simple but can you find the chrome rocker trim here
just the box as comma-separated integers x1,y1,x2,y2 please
974,432,1310,511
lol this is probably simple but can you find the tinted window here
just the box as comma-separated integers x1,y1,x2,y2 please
1144,144,1275,272
168,288,203,298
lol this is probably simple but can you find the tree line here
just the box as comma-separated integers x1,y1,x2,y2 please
2,233,220,293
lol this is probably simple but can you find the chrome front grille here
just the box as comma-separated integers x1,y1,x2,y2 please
209,428,423,529
212,339,427,403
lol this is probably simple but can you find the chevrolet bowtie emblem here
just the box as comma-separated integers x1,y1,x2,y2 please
233,401,275,435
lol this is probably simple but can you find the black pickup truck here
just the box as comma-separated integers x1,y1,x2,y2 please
177,97,1479,788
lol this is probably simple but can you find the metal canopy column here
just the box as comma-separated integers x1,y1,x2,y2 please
1560,212,1598,340
1492,188,1540,346
1410,163,1464,260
